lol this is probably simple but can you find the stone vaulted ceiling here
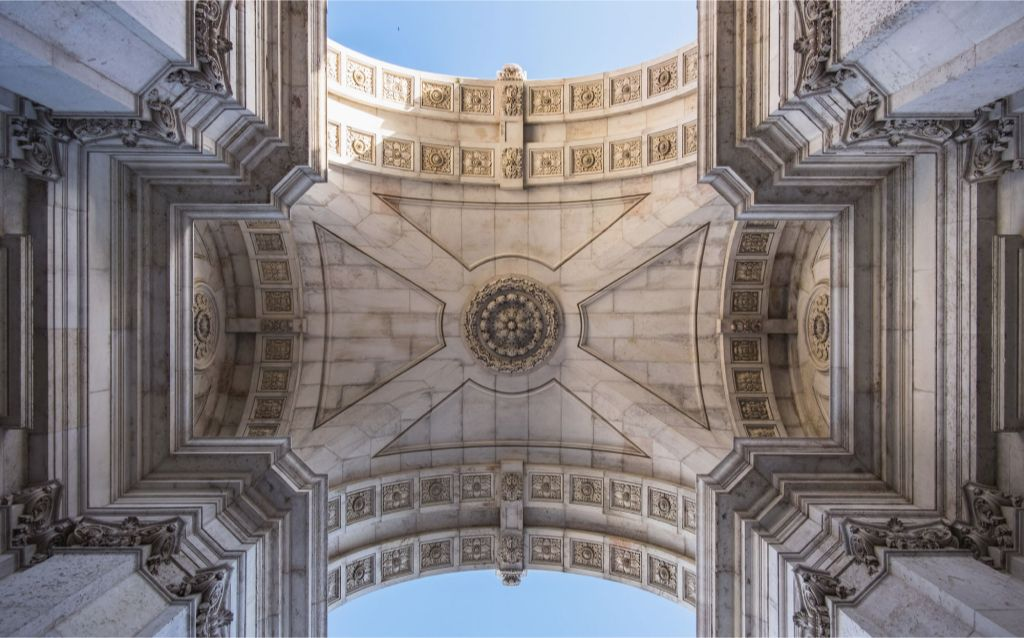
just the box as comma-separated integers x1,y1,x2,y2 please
189,37,831,607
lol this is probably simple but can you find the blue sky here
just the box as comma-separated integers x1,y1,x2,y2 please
325,3,698,635
327,1,698,80
328,569,696,637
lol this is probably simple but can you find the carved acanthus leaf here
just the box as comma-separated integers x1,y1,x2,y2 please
841,516,959,574
958,102,1023,182
62,516,184,573
792,566,854,638
167,0,234,95
1,104,70,180
793,0,851,95
2,480,63,545
173,566,234,637
843,91,961,147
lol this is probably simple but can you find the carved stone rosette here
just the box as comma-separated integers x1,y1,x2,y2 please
463,276,561,374
793,566,854,638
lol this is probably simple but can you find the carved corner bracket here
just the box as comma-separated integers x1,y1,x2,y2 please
792,566,854,638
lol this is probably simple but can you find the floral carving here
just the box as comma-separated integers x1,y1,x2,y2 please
731,339,761,362
732,290,760,313
382,138,413,170
193,283,219,369
345,59,375,95
951,482,1024,567
381,545,413,581
345,487,375,523
421,81,453,110
571,476,603,506
570,81,603,112
62,516,184,573
463,276,561,374
346,127,374,164
59,91,184,147
382,72,412,105
326,52,338,82
345,555,374,594
649,128,677,163
734,261,766,283
841,517,960,574
502,84,524,117
530,536,562,564
806,286,830,366
461,473,493,500
792,0,851,95
530,149,563,177
420,144,453,174
502,147,523,179
648,58,678,97
461,86,493,114
461,148,493,177
497,64,526,81
684,51,698,84
1,103,67,180
746,425,778,438
571,540,603,570
610,72,641,105
420,539,452,569
172,566,234,637
461,536,494,563
499,534,524,566
530,474,562,500
611,138,641,170
684,122,698,155
738,232,771,254
683,498,697,529
502,472,524,501
648,556,677,594
610,480,641,513
167,0,233,95
421,476,453,505
610,546,641,581
530,87,563,115
684,571,697,602
327,125,338,155
793,566,854,638
960,103,1023,182
843,91,959,147
382,480,413,512
649,488,678,524
572,145,604,174
734,370,765,393
739,398,771,420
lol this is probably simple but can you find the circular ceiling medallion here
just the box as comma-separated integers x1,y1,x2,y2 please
463,276,561,374
805,284,830,369
193,282,220,370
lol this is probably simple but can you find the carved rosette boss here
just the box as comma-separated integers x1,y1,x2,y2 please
463,276,561,374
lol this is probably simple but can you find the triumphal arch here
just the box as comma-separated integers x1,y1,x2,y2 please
2,1,1024,635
